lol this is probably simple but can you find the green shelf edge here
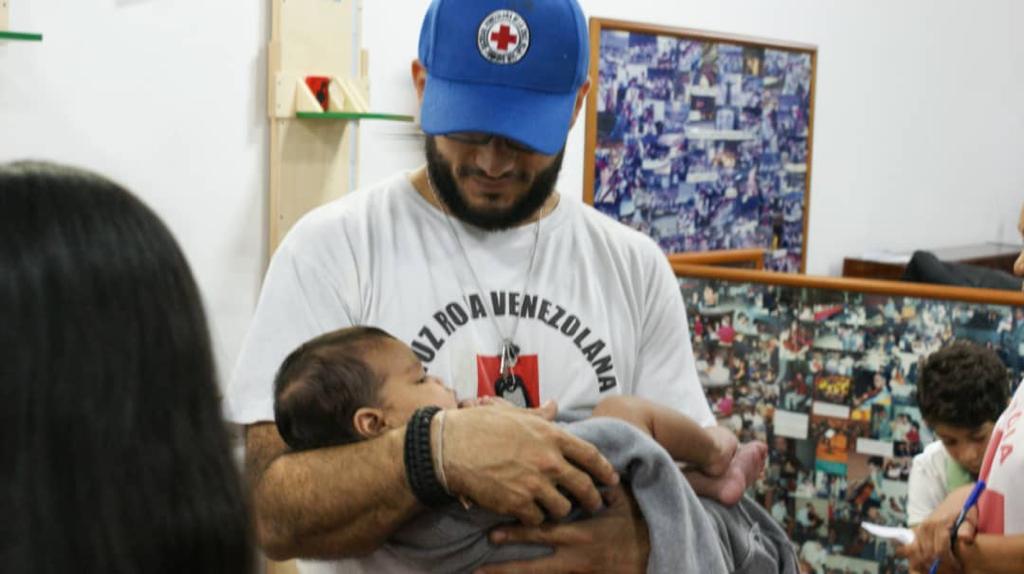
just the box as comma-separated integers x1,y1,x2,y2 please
0,31,43,42
296,111,414,122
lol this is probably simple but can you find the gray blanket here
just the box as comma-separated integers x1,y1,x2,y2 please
387,417,798,574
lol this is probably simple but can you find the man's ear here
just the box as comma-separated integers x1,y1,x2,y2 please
354,406,388,439
568,77,592,129
412,59,428,104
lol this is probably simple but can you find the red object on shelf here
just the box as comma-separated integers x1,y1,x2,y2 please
305,76,330,111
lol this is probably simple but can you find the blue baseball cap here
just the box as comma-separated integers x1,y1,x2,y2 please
417,0,589,155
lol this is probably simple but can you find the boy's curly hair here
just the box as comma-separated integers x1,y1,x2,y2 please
917,340,1010,428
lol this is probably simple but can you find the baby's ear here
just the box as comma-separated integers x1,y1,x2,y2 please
354,407,387,439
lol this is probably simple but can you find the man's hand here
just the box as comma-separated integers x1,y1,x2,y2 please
442,404,619,526
473,483,648,574
898,486,977,572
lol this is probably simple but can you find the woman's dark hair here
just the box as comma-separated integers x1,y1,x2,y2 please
918,340,1011,429
273,326,396,451
0,162,252,573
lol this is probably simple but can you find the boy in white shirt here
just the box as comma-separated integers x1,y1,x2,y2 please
907,341,1010,526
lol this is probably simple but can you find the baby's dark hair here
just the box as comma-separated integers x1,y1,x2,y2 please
918,340,1010,429
273,326,396,451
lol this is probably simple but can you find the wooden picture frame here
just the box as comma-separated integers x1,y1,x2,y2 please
585,18,817,273
673,263,1023,571
670,247,766,270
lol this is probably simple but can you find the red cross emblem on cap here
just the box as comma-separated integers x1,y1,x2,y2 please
490,24,518,52
477,10,530,65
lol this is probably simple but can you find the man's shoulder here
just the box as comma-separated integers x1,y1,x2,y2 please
571,201,665,260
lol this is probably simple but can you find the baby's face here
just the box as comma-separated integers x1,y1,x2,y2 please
372,338,458,427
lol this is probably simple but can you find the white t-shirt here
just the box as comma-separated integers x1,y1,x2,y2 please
977,379,1024,535
227,172,712,573
907,441,971,526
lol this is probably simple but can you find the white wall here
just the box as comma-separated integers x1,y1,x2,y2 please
360,0,1024,275
0,0,268,385
2,0,1021,385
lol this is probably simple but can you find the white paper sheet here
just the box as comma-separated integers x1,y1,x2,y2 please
861,522,915,545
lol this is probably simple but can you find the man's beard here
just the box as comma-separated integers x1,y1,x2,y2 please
425,136,565,231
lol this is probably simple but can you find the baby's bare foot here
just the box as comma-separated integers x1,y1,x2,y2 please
687,441,768,506
702,426,739,477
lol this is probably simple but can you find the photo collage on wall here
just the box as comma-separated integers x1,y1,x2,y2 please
593,28,813,272
679,277,1024,574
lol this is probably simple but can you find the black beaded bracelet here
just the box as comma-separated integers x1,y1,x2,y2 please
403,406,454,508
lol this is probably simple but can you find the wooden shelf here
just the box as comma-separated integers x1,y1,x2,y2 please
0,31,43,42
295,111,413,122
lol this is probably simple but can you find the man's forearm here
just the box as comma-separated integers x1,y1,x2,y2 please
248,423,419,560
248,404,619,560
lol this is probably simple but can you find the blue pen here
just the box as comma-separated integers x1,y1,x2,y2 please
928,480,986,574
